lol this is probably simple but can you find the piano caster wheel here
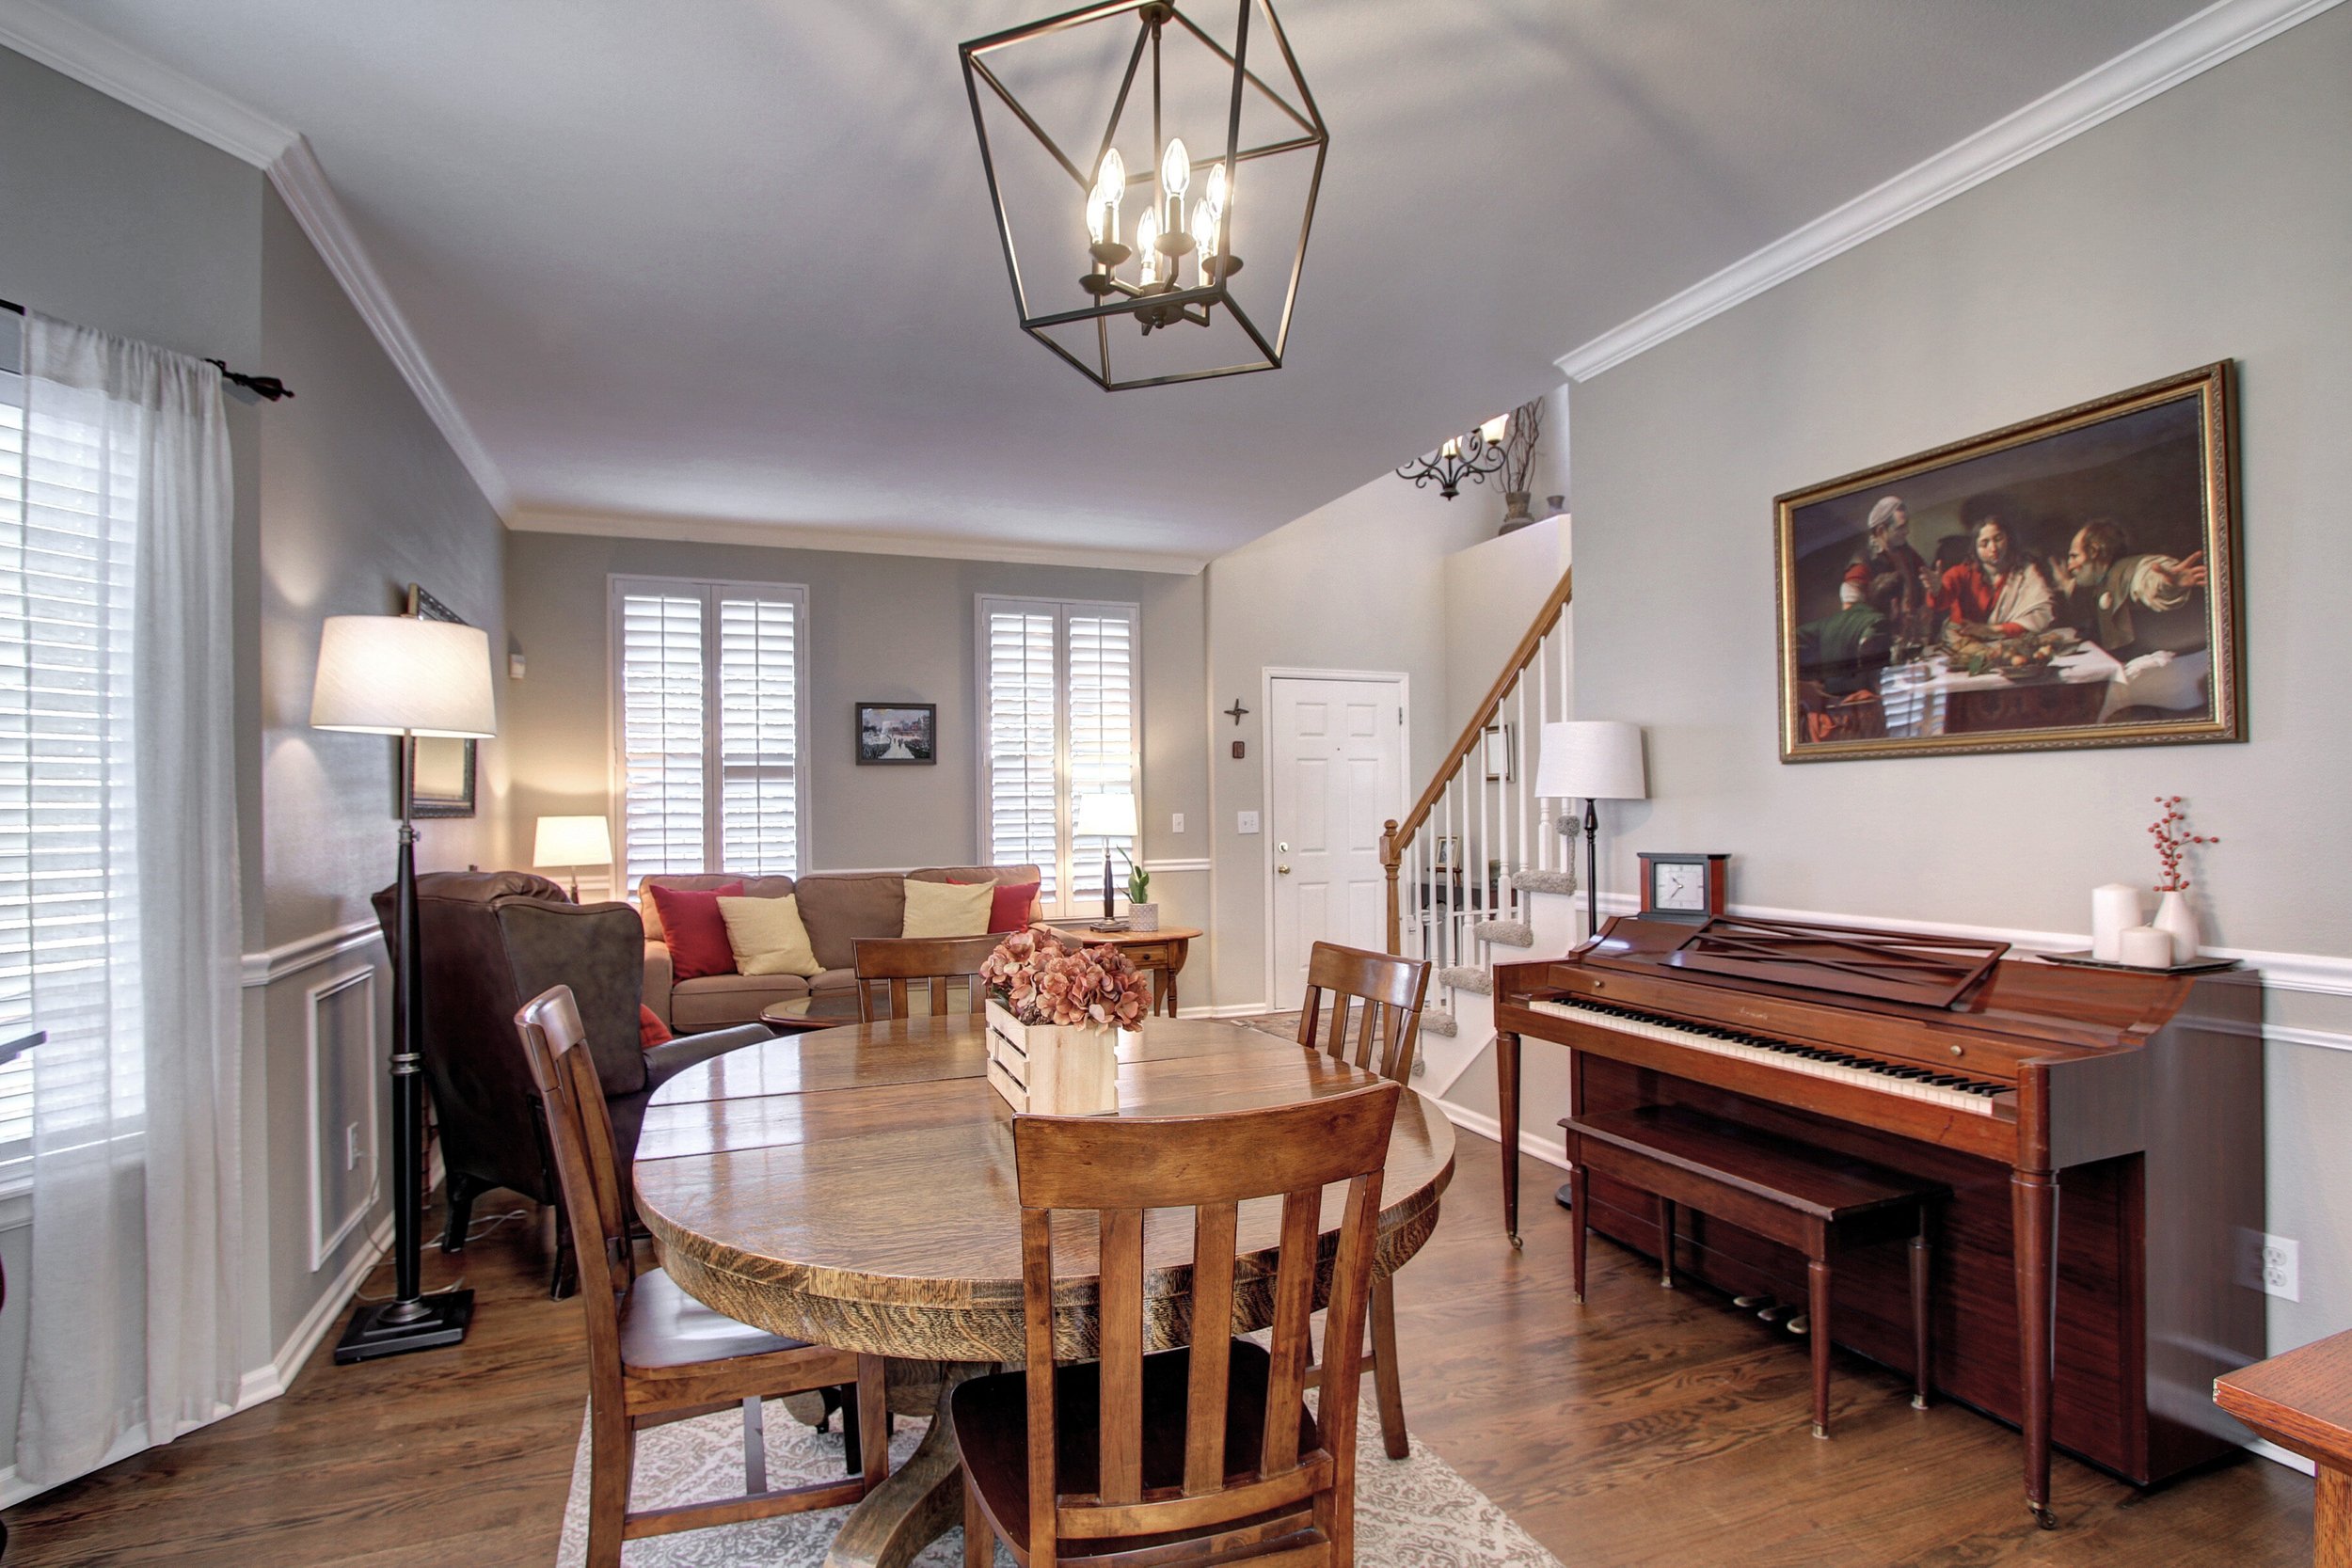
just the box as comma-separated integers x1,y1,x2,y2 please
1911,1394,1930,1411
1507,1232,1524,1250
1786,1314,1809,1336
1659,1273,1675,1290
1811,1422,1828,1440
2029,1502,2058,1530
1571,1291,1584,1305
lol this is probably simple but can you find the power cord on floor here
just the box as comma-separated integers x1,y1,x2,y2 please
351,1206,531,1304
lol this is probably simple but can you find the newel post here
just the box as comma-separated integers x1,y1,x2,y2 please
1380,819,1402,955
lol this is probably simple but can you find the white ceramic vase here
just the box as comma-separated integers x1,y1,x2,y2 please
2153,890,2200,964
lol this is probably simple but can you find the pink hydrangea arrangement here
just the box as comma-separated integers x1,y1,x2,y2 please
980,927,1152,1031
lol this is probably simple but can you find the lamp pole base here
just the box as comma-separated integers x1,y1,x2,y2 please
331,1288,475,1364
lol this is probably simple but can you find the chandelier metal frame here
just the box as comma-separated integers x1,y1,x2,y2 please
961,0,1328,390
1396,425,1506,500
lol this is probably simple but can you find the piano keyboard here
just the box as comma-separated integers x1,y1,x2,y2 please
1525,995,2007,1117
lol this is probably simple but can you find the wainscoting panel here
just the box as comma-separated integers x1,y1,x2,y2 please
305,966,379,1275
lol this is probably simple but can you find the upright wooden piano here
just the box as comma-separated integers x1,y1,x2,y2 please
1496,915,2265,1528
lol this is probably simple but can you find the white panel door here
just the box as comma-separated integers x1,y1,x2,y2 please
1269,676,1405,1007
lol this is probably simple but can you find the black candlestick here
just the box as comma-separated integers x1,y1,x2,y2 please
335,737,472,1362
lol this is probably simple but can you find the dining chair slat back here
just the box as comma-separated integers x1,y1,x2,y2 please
952,1081,1403,1567
1297,942,1430,1085
852,934,999,1022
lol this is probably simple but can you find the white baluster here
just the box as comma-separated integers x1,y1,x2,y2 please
1515,673,1528,912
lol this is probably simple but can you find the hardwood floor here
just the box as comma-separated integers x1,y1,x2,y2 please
1,1136,2315,1566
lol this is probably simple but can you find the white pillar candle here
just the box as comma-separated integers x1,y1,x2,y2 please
2090,883,2145,962
2118,926,2173,969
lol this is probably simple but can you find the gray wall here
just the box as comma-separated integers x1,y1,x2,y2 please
1201,472,1492,1010
0,44,506,1481
1565,11,2352,1351
500,530,1208,915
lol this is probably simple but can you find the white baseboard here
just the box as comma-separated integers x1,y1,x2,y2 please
1434,1101,1571,1173
2247,1437,2317,1476
1,1210,394,1510
1180,1002,1272,1020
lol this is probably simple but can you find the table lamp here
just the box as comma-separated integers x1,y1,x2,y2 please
1072,792,1140,921
533,815,614,902
1534,721,1647,942
311,611,496,1362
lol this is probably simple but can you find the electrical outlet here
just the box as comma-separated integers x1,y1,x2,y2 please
344,1121,362,1172
1170,812,1184,834
2260,1234,2300,1301
1236,811,1260,835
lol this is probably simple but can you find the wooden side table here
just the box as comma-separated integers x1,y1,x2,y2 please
2216,1329,2352,1567
1043,922,1202,1017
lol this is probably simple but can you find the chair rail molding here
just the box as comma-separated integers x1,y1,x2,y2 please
241,918,382,990
1552,0,2346,382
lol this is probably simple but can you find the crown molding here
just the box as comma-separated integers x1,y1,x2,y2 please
0,2,514,514
1554,0,2345,382
0,0,292,165
506,506,1209,576
265,137,513,513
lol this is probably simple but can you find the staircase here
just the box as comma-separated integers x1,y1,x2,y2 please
1378,565,1577,1101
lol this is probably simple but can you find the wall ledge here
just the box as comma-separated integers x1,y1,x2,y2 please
241,918,381,990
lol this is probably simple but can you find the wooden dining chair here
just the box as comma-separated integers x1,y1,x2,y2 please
951,1080,1403,1568
515,985,891,1568
852,933,999,1022
1295,941,1430,1462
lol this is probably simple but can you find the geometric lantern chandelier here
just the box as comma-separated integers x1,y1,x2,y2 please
960,0,1328,390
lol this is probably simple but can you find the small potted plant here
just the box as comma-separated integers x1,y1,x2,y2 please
977,928,1152,1114
1125,864,1156,931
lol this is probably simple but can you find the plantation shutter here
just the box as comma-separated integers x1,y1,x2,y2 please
983,603,1059,900
977,596,1139,917
716,594,800,875
616,586,707,885
1065,609,1136,911
613,578,807,884
0,368,139,1180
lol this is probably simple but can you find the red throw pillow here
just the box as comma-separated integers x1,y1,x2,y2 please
953,877,1041,934
647,881,744,981
638,1005,674,1050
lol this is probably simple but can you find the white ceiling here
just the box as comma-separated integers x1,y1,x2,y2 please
31,0,2221,565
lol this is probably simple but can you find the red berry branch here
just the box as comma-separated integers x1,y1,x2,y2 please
2148,796,2216,894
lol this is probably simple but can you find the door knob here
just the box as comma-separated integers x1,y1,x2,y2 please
1278,863,1292,875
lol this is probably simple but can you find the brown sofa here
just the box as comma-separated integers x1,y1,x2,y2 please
640,864,1041,1030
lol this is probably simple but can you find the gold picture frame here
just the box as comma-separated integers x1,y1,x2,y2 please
1774,361,2242,763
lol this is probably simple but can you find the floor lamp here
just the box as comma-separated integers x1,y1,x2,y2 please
1534,720,1647,1212
312,611,498,1362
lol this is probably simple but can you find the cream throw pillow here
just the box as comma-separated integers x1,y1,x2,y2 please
901,879,993,939
717,894,823,977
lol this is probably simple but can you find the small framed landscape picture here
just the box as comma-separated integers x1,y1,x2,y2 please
856,702,936,765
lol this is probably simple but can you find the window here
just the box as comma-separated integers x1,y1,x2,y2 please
0,366,142,1187
977,596,1139,916
611,577,809,885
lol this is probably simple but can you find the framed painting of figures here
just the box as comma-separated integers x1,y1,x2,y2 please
1774,361,2242,763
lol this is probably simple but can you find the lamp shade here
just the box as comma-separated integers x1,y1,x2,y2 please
1073,792,1139,838
310,614,497,737
1534,721,1646,801
532,815,613,870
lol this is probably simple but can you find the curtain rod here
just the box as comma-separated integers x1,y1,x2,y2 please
1,297,294,402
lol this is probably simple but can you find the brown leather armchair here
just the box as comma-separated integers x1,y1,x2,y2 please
372,872,771,1268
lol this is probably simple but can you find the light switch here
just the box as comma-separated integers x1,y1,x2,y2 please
1237,811,1261,835
1171,813,1185,833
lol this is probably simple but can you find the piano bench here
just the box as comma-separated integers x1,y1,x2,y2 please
1561,1104,1948,1439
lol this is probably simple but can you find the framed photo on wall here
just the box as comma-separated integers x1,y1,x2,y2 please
1774,361,2243,763
856,702,936,765
405,584,477,817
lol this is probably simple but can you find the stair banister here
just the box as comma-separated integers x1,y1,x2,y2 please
1380,565,1574,953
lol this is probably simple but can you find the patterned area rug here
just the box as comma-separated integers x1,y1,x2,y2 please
554,1393,1563,1567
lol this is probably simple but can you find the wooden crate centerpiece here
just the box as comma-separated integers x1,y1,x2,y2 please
977,927,1155,1117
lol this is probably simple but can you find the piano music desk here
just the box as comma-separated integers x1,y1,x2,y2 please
1564,1104,1945,1439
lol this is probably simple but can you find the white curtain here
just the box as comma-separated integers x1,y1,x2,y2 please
7,313,246,1486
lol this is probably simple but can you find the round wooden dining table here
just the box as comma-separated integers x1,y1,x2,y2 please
632,1013,1455,1568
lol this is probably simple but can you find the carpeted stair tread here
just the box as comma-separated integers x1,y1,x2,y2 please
1470,919,1534,947
1436,965,1491,995
1420,1006,1458,1037
1506,867,1578,896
